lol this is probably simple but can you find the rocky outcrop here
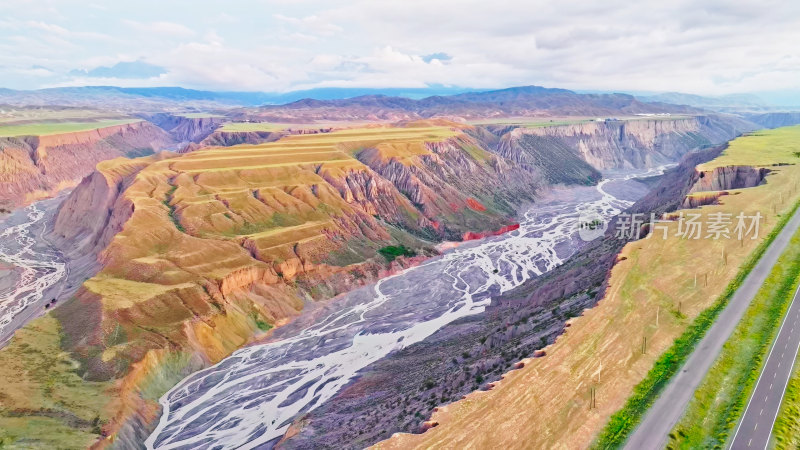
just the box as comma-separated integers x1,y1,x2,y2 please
0,121,176,207
690,165,769,192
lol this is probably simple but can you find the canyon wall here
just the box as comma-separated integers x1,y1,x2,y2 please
143,113,223,143
0,121,175,207
493,115,755,172
690,165,770,192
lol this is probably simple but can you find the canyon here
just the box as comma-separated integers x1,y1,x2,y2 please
0,102,773,449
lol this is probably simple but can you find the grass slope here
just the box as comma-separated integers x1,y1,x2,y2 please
0,119,141,137
218,122,284,132
0,315,111,449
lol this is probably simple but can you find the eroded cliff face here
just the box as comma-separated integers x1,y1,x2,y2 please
48,153,174,258
144,113,223,143
689,165,770,192
493,115,756,171
0,121,175,207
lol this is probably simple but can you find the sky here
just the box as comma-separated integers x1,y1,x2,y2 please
1,0,799,101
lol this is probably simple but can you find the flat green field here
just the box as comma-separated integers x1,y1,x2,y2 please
699,125,800,169
218,122,284,132
0,119,141,137
0,107,121,125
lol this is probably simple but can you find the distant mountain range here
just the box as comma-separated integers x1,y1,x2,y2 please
0,85,480,111
638,92,770,111
240,86,697,121
0,84,794,118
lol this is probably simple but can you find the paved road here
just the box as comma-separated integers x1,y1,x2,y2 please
730,283,800,449
624,205,800,450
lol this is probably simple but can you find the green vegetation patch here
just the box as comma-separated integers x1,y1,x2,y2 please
592,198,800,449
250,312,273,332
0,119,141,137
0,315,111,448
700,125,800,169
668,218,800,448
163,185,186,233
378,245,417,262
219,122,283,132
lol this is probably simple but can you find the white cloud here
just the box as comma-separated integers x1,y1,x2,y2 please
123,20,196,38
0,0,797,96
273,13,343,36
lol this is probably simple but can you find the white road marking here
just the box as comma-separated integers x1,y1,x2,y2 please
731,281,800,449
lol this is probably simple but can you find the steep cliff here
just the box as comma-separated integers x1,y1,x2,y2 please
493,115,756,171
48,153,175,258
0,121,175,207
689,165,770,192
143,113,223,143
